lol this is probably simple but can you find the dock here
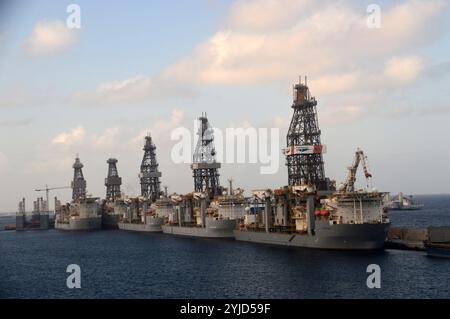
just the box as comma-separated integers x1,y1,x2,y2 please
386,226,450,251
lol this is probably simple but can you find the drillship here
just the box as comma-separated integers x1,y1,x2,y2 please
55,156,102,230
161,114,239,238
117,135,164,232
234,79,390,250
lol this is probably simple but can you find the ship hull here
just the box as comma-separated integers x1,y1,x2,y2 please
55,216,102,231
162,219,236,238
102,213,121,229
425,242,450,259
234,222,390,250
117,217,163,232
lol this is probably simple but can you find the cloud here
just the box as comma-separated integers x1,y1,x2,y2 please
29,126,118,174
163,0,445,86
94,127,121,148
73,76,152,105
131,109,185,145
27,110,185,174
383,56,424,84
15,0,448,116
24,20,77,56
52,126,86,147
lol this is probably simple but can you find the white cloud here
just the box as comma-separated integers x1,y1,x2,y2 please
383,56,424,84
25,20,77,56
29,126,119,174
94,127,121,148
52,126,86,146
75,76,152,105
18,0,447,118
163,0,445,87
131,109,185,145
27,110,185,175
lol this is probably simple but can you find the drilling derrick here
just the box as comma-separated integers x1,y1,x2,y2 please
285,78,329,190
71,156,87,200
139,135,162,201
191,113,222,197
105,158,122,201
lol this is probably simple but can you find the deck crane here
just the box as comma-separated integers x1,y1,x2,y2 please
34,185,71,212
340,148,373,193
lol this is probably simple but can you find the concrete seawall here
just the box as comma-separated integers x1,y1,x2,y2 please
386,226,450,250
386,228,428,250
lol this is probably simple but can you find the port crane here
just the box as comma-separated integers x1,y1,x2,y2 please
340,148,373,193
34,185,71,212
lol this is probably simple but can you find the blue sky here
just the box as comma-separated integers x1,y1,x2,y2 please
0,0,450,212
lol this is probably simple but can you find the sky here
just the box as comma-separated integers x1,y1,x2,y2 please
0,0,449,213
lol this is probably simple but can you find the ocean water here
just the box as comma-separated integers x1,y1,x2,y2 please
388,195,450,228
1,195,449,299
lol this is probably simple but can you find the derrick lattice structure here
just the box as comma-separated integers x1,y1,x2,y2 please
71,156,87,200
285,78,328,190
139,135,162,201
105,158,122,201
192,114,221,197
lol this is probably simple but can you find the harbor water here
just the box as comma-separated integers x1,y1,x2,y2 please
1,194,449,299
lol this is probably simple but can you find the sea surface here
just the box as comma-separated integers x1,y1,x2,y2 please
1,194,449,299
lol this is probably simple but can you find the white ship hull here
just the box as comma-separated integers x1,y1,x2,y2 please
117,217,163,232
162,218,236,238
55,216,102,231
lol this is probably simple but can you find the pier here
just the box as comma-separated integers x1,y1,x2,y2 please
386,226,450,251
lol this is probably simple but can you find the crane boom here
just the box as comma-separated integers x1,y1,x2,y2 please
35,186,71,191
341,148,373,193
34,185,71,212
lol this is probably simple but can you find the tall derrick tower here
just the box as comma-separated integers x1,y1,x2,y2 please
139,135,162,201
192,113,222,197
285,78,329,190
105,158,122,201
71,156,87,200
